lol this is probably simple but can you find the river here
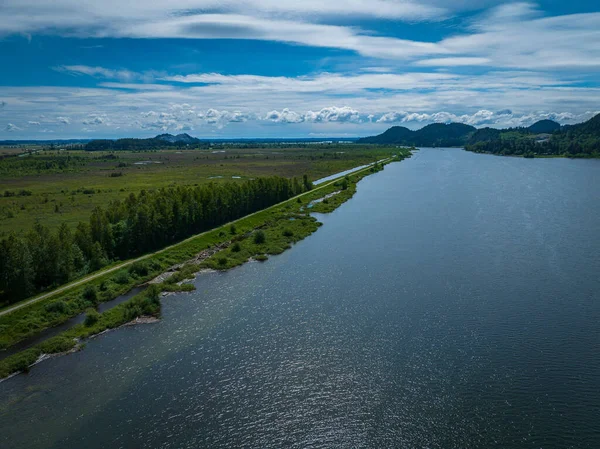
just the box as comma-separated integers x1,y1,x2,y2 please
1,148,599,448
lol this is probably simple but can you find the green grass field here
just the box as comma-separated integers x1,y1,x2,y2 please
0,145,395,236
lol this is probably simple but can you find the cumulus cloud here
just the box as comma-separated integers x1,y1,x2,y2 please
56,116,70,125
82,114,108,125
373,109,599,128
5,123,22,131
265,107,362,124
265,108,304,123
305,106,362,123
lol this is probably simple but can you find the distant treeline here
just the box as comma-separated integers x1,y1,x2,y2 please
85,138,207,151
465,114,600,157
0,176,312,304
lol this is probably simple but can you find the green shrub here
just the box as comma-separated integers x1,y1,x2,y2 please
218,257,228,266
113,271,130,285
253,230,266,244
231,242,241,252
255,254,268,262
129,261,150,277
230,224,237,234
282,229,294,237
84,309,100,327
44,300,68,314
83,285,97,303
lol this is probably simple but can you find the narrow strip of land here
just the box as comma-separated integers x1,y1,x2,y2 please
0,159,391,317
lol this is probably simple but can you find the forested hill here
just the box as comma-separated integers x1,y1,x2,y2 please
85,133,203,151
465,114,600,157
359,114,600,157
358,123,475,147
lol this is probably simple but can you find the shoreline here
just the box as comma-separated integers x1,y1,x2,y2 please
0,155,408,380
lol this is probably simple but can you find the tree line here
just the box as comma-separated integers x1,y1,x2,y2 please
0,176,312,305
465,113,600,157
465,134,599,157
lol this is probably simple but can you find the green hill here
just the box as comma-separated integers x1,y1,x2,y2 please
358,123,475,147
527,120,560,134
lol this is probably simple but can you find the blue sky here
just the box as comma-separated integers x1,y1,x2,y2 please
0,1,599,138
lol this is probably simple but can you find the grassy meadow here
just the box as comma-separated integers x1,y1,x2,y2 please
0,145,396,236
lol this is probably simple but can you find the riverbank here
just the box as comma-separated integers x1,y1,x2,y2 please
0,154,408,379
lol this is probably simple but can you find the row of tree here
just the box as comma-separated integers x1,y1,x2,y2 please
465,135,599,157
0,176,312,305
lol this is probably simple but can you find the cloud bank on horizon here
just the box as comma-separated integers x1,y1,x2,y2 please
0,0,599,138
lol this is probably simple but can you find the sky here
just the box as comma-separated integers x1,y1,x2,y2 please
0,1,599,139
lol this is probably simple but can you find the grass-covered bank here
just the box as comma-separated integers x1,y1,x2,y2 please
0,152,410,379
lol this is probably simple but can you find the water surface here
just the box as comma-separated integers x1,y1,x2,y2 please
1,149,599,448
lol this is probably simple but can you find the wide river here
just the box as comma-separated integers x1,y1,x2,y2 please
1,148,599,448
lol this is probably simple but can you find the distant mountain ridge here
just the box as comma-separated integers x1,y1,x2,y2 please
358,119,564,147
527,119,560,134
358,122,476,146
84,133,204,151
359,114,600,157
155,133,200,144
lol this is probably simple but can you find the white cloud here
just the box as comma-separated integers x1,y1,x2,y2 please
304,107,361,123
373,109,599,128
265,107,362,123
82,114,108,125
265,108,304,123
1,67,599,138
1,1,598,71
5,123,22,131
54,65,157,82
440,4,600,69
414,57,491,67
28,121,41,125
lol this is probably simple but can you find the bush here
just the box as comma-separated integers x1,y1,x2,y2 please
218,257,228,266
113,271,130,285
230,224,237,234
84,309,100,327
255,254,268,262
83,285,97,303
129,261,150,277
44,300,68,314
231,242,241,252
282,229,294,237
253,230,266,244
